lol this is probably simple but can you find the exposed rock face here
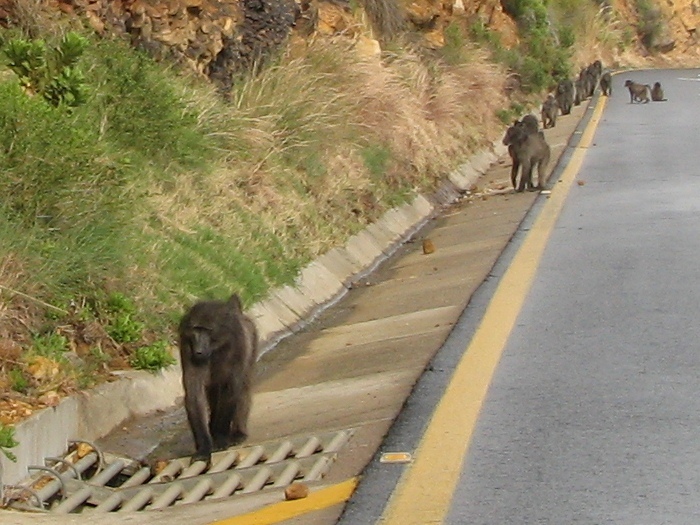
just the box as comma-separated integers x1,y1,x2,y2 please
0,0,295,93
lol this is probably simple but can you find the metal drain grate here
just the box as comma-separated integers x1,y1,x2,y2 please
5,429,353,513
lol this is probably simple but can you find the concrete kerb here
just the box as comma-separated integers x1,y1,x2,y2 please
0,142,495,486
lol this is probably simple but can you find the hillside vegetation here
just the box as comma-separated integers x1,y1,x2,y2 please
0,0,688,433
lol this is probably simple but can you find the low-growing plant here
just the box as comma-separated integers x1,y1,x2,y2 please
130,340,176,373
3,32,89,107
107,313,144,344
8,367,29,393
31,332,68,360
0,423,18,462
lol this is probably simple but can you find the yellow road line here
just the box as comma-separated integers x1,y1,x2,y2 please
379,98,608,525
210,478,358,525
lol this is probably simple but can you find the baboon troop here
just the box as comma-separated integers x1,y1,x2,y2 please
178,294,259,463
541,94,558,129
624,79,650,103
502,116,551,192
651,82,667,101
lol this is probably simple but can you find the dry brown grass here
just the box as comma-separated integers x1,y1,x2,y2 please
145,38,509,290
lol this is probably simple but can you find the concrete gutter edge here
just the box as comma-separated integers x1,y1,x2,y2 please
0,140,498,485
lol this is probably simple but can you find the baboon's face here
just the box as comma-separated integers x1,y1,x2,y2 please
186,326,214,362
181,302,234,362
503,123,527,146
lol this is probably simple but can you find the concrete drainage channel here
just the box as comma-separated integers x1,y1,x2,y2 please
3,429,353,514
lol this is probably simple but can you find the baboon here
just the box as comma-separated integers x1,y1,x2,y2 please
589,60,603,89
179,294,259,463
541,94,558,129
599,71,612,96
503,115,539,190
651,82,667,101
555,78,574,115
624,80,650,103
503,118,550,192
574,77,583,106
578,67,594,100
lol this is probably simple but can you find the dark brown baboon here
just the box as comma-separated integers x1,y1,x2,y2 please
555,78,574,115
541,94,558,129
589,60,603,91
651,82,667,101
503,115,539,190
179,294,258,463
574,77,583,106
624,80,650,103
503,119,550,192
599,71,612,96
578,67,594,100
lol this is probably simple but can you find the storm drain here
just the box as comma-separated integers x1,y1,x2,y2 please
4,429,353,514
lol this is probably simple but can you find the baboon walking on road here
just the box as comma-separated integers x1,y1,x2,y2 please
179,294,258,463
503,118,550,192
624,80,650,103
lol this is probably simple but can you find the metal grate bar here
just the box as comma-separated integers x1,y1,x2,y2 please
236,445,265,468
148,460,183,484
11,429,354,514
240,466,272,494
148,483,185,510
210,473,242,500
179,478,214,504
296,436,322,457
92,492,124,513
120,467,152,488
29,452,98,507
271,461,302,488
52,459,126,514
266,440,294,463
119,487,154,512
208,450,239,473
178,460,208,479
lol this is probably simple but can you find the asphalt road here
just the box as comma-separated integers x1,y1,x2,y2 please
446,69,700,524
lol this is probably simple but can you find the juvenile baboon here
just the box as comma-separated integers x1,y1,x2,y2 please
503,119,550,192
179,294,259,463
624,80,650,103
651,82,667,101
541,94,558,129
555,78,574,115
599,71,612,96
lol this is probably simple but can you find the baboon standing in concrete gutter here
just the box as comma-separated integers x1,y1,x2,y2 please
179,294,258,463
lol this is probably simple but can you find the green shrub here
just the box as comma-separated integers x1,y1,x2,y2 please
31,332,69,360
0,424,18,462
8,368,29,394
4,32,89,107
636,0,663,48
108,313,144,344
130,340,176,372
